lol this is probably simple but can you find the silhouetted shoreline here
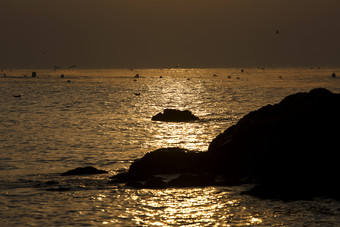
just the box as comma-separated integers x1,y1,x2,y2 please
110,88,340,200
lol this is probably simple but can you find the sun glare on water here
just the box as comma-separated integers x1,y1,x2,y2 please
91,187,264,226
149,122,207,151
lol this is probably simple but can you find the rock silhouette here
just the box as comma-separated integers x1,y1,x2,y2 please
112,88,340,200
208,88,340,199
61,166,108,176
111,148,211,186
152,109,199,122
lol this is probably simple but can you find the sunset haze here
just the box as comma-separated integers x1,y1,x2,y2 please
1,0,340,68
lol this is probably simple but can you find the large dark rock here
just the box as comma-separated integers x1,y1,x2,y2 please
111,148,212,186
208,88,340,199
61,166,108,176
112,88,340,199
167,173,216,187
152,109,199,122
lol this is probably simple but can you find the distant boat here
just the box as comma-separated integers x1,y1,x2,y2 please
276,29,279,34
13,95,21,98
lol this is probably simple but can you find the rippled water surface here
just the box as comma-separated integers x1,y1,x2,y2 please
1,68,340,226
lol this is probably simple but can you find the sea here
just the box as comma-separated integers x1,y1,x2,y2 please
1,68,340,226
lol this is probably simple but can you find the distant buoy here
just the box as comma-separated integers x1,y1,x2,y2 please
241,69,244,73
32,72,37,78
61,74,65,78
134,74,140,78
160,76,163,78
331,72,336,78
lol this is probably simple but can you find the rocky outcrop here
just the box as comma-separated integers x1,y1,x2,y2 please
151,109,199,122
112,88,340,200
61,166,108,176
208,88,340,199
110,148,213,188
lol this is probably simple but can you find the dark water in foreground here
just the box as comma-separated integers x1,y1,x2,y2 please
1,68,340,226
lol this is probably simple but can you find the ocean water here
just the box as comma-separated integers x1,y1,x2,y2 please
1,68,340,226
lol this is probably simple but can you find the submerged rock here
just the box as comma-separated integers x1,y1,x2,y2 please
152,109,199,122
61,166,108,176
46,187,71,192
112,88,340,200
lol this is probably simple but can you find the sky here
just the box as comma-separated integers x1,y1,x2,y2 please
1,0,340,69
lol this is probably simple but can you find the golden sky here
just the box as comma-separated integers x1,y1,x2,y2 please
1,0,339,68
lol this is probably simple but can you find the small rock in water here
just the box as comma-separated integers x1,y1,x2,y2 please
46,187,70,192
152,109,199,122
45,180,59,185
61,166,108,176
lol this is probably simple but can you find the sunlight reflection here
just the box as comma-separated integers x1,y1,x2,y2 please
149,122,208,151
90,186,269,226
249,217,263,225
121,188,245,226
145,76,211,152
